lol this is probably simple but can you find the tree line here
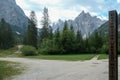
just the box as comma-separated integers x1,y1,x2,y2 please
0,18,14,49
23,7,108,55
0,7,108,54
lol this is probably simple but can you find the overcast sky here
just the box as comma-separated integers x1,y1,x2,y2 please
16,0,120,28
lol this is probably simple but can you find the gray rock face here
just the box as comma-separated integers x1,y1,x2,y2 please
52,11,105,38
0,0,28,33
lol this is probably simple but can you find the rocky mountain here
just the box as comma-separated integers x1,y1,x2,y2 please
0,0,28,34
52,11,105,38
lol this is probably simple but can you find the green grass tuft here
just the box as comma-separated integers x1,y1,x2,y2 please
0,61,22,80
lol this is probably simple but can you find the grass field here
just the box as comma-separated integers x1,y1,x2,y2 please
26,54,120,61
0,61,22,80
25,54,96,61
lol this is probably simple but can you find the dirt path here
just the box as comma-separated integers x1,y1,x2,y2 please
14,45,23,54
91,55,99,60
0,58,120,80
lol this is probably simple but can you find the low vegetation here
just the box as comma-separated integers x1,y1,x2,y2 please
21,45,37,56
0,61,22,80
98,54,108,60
0,46,18,57
98,54,120,60
25,54,96,61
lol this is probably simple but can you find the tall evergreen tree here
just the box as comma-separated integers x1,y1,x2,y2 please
54,28,60,47
92,32,103,51
0,18,14,49
84,37,91,52
60,21,75,53
70,24,74,32
63,21,68,31
49,26,53,39
23,11,37,48
75,30,83,52
40,7,50,42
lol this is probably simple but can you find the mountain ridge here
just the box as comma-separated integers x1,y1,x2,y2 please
52,11,105,38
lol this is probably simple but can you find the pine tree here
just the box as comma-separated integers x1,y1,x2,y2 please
0,18,14,49
92,32,103,52
49,26,53,39
23,11,37,48
70,24,74,32
54,28,60,46
40,7,50,42
0,19,5,48
60,21,75,53
75,30,83,52
63,21,68,31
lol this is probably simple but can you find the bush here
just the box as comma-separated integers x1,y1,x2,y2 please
100,44,108,54
38,47,64,55
21,45,37,56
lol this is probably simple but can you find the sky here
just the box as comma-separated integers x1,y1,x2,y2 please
16,0,120,28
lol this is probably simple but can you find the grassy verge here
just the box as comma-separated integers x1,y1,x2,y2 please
98,54,108,60
0,61,22,80
98,54,120,60
25,54,96,61
0,46,18,57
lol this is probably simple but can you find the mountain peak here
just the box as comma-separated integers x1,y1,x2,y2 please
79,10,85,16
81,10,85,14
52,11,105,38
78,11,91,18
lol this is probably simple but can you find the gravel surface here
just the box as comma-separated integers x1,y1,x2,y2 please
0,57,120,80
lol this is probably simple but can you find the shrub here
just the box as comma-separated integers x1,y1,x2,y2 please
38,47,64,55
101,44,108,54
21,45,37,56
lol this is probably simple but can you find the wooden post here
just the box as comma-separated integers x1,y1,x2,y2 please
109,10,118,80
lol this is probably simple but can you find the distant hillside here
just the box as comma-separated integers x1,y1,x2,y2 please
96,14,120,36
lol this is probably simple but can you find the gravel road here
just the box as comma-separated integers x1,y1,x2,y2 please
0,57,120,80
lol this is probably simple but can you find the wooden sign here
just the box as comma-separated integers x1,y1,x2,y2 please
109,10,118,80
